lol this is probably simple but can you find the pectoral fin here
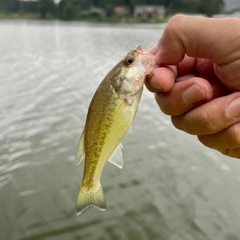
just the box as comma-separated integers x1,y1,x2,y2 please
76,129,85,165
108,144,123,169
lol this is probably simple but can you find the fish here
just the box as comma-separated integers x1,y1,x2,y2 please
76,45,157,215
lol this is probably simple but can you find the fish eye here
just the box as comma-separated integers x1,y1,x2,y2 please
125,56,135,66
127,57,134,64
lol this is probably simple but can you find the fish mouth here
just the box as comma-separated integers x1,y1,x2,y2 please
135,45,158,73
135,45,150,56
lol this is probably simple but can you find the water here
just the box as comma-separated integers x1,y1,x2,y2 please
0,20,240,240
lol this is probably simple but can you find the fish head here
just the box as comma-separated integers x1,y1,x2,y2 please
114,45,157,95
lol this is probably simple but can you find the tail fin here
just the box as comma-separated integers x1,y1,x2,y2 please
76,185,106,215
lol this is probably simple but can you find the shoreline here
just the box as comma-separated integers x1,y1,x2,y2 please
0,12,167,23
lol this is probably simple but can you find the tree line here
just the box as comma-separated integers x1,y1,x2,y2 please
0,0,224,20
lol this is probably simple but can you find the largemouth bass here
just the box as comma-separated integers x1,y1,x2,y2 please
76,45,156,215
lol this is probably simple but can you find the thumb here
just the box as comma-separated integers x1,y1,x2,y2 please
156,15,240,65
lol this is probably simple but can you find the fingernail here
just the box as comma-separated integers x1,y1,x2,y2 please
182,84,207,105
226,97,240,118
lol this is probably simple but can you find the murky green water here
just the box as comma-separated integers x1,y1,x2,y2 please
0,20,240,240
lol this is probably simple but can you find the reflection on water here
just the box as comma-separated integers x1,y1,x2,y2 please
0,20,240,240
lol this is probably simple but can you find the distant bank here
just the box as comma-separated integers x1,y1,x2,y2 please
0,12,167,23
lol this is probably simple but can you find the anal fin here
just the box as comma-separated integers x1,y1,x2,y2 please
108,143,123,169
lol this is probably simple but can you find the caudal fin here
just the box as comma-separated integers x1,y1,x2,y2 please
76,185,106,215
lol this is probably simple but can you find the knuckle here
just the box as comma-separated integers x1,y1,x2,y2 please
160,15,185,47
155,92,187,116
167,14,185,30
198,110,216,133
173,109,219,135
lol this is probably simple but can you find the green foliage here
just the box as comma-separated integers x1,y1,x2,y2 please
63,3,74,20
39,0,56,19
0,0,19,12
105,4,114,17
167,0,199,13
59,0,72,20
21,1,39,13
199,0,224,17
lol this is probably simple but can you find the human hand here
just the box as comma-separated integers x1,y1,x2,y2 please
146,15,240,158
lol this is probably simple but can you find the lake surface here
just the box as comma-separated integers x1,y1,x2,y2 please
0,20,240,240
